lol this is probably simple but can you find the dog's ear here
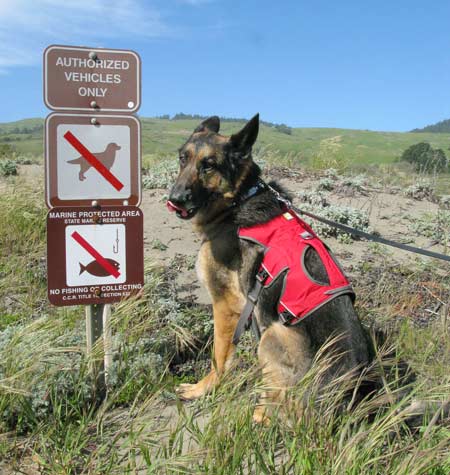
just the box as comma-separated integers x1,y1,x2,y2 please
230,113,259,152
194,116,220,134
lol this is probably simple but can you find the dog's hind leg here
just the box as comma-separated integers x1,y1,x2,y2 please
254,322,313,424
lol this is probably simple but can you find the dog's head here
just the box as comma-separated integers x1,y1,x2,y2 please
167,114,260,221
107,142,122,152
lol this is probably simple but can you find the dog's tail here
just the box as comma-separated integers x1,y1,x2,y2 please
399,399,450,432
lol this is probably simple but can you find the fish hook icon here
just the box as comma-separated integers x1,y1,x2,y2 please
113,229,119,254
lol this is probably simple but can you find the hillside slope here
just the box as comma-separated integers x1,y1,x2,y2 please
1,117,450,168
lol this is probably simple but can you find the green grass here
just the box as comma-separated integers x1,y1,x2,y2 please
0,151,449,474
0,180,48,325
3,116,450,171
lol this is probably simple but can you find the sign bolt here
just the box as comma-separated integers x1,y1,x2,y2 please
89,51,98,60
123,200,129,206
91,200,98,207
90,118,98,125
90,101,98,109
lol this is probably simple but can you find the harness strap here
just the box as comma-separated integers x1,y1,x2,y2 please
232,269,268,345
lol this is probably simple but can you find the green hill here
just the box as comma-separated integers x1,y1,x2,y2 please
411,118,450,134
1,116,450,169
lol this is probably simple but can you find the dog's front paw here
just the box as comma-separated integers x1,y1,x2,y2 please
253,406,271,426
176,372,218,400
176,382,208,401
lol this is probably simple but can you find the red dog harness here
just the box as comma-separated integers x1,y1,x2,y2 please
236,209,354,337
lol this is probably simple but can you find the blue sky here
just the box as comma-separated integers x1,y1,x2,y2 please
1,0,449,131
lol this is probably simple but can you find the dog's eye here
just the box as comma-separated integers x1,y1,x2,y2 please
179,154,187,166
202,158,216,172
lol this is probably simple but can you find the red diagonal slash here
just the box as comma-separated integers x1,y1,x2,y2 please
71,231,120,278
64,131,124,191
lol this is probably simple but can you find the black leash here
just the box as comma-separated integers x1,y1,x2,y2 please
267,185,450,264
295,207,450,263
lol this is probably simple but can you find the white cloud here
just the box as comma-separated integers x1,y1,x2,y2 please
0,0,170,72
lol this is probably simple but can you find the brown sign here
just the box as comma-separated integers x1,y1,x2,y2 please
47,206,144,306
44,45,141,112
45,113,141,208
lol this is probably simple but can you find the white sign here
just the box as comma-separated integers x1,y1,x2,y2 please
65,224,126,286
58,123,130,199
45,113,141,207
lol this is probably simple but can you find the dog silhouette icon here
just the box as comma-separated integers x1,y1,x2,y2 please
67,142,122,181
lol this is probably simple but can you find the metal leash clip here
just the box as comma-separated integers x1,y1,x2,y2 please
267,184,293,209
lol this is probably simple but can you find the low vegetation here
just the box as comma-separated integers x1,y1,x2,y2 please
0,145,449,474
294,172,372,242
0,159,18,177
409,210,450,249
405,181,437,201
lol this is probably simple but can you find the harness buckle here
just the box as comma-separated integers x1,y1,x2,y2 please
256,268,269,283
279,310,294,325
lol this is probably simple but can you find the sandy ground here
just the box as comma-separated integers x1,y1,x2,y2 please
141,170,444,305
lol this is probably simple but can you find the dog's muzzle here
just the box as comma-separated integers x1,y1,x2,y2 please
166,200,198,219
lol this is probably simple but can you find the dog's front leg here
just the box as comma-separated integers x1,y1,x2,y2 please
177,291,242,400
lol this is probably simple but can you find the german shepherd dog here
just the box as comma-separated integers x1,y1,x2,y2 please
167,115,450,426
167,114,377,422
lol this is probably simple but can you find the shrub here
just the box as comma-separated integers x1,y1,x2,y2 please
324,168,339,179
404,181,436,201
317,177,335,191
339,175,368,193
316,172,369,195
294,191,371,242
295,190,330,208
0,143,15,157
0,159,18,176
409,210,450,246
304,204,371,243
400,142,449,173
440,195,450,209
142,159,179,190
274,124,292,135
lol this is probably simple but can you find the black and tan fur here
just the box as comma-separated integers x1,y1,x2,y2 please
168,115,445,424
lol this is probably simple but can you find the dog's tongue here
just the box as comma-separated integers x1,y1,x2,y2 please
166,200,189,218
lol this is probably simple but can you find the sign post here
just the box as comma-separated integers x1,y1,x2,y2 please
85,304,107,395
44,45,143,396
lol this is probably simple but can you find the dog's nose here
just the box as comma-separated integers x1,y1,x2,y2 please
169,187,192,205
